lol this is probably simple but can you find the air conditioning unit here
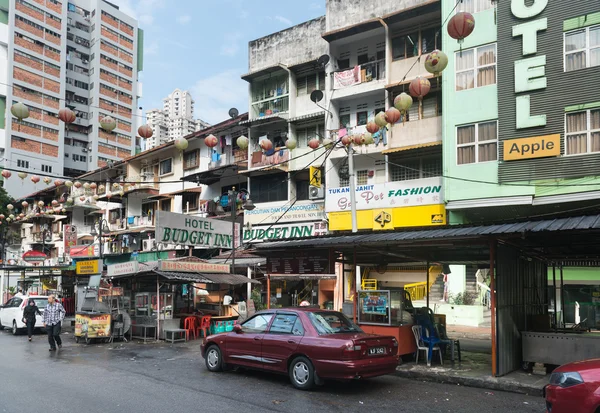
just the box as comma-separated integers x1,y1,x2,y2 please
309,185,325,200
142,239,155,251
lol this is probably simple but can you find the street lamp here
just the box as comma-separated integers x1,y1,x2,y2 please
221,187,255,273
90,219,110,259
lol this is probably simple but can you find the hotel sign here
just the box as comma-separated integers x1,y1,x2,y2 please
158,260,231,274
156,211,240,249
503,134,560,161
243,222,328,243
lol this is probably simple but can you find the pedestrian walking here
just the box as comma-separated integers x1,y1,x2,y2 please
22,298,41,341
43,295,65,351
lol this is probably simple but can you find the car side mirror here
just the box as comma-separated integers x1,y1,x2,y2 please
233,324,243,334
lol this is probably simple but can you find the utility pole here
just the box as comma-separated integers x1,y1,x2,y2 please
230,187,237,273
348,147,358,233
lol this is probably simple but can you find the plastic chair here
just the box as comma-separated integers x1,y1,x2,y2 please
412,325,442,367
183,317,197,340
197,315,212,340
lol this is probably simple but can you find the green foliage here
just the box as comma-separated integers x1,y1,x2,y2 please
449,291,477,306
251,287,265,311
0,184,14,220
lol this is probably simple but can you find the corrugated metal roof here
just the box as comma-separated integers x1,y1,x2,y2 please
153,270,259,285
254,215,600,250
381,141,442,154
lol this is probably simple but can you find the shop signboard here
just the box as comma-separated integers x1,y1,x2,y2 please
243,221,328,243
503,134,560,161
69,244,99,258
244,203,326,225
266,251,331,275
75,313,111,339
63,225,77,255
158,260,230,274
325,177,443,212
155,211,240,249
22,250,47,263
107,261,139,277
76,260,101,275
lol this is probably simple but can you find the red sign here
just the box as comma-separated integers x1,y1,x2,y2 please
69,245,97,258
64,224,77,254
22,250,47,262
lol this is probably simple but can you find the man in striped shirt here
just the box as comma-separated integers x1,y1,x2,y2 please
43,295,65,351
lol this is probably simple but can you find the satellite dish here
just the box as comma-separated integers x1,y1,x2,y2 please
317,54,330,68
228,108,239,118
310,90,324,104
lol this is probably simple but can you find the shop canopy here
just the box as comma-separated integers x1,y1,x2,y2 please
152,270,259,285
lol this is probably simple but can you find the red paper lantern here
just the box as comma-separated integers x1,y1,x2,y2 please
1,170,11,179
447,12,475,43
259,139,273,151
204,134,218,148
308,138,320,150
137,124,153,139
341,136,352,146
366,121,380,134
58,108,77,124
30,175,40,184
409,77,431,99
385,107,401,125
54,179,64,187
353,134,365,146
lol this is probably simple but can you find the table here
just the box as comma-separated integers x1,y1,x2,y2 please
131,324,156,343
164,328,186,344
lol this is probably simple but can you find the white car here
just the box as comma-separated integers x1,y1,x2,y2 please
0,296,48,335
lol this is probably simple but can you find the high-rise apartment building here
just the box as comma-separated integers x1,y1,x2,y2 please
2,0,143,197
145,88,210,149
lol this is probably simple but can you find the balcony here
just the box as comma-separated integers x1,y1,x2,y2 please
332,60,386,100
386,116,442,151
208,149,248,170
250,96,289,120
250,147,289,168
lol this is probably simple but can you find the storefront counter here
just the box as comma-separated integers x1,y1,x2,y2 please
360,324,417,356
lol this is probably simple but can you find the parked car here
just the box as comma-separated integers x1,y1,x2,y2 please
544,359,600,412
0,295,48,335
201,308,399,390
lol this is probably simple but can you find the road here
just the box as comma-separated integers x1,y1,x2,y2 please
0,329,544,413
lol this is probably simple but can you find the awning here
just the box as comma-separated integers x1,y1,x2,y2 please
239,113,288,127
381,141,442,154
153,270,259,285
270,274,337,280
182,165,241,185
241,65,286,82
287,111,325,124
385,73,435,89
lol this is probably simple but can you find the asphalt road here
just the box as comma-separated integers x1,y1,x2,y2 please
0,329,544,413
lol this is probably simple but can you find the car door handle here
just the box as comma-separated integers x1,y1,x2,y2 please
254,337,261,341
287,340,296,344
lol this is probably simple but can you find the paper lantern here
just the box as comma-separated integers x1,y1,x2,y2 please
112,182,121,189
0,214,5,220
79,196,86,202
385,107,401,125
409,77,431,99
363,133,374,145
204,134,218,148
322,138,334,150
65,180,73,187
93,195,100,201
237,135,248,150
1,170,11,179
37,201,44,208
18,172,27,180
174,137,189,151
353,134,365,146
74,181,82,189
54,179,64,187
30,175,40,184
366,122,380,134
43,177,51,185
61,208,66,213
58,108,76,124
424,50,449,77
394,93,413,118
52,200,59,206
11,102,29,120
8,214,14,219
100,115,117,132
308,138,320,150
21,201,28,208
6,204,13,210
137,124,153,139
90,182,97,190
285,139,297,150
341,136,352,146
118,190,125,197
83,182,91,190
66,197,74,205
260,139,273,151
448,12,475,44
375,112,388,128
98,185,105,193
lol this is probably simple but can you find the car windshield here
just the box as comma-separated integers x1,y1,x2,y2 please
308,311,363,335
31,298,48,309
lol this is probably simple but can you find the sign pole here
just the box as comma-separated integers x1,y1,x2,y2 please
231,188,237,274
348,147,358,233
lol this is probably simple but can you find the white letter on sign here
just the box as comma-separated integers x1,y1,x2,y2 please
512,18,547,55
511,0,548,19
514,55,547,93
516,95,546,129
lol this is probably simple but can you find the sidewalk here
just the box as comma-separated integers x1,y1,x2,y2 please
395,351,547,397
446,324,491,340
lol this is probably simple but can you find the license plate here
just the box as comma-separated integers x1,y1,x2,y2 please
368,347,385,355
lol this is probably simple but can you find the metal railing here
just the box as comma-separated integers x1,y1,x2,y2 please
404,282,428,301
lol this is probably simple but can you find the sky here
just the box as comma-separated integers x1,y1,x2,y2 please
109,0,326,125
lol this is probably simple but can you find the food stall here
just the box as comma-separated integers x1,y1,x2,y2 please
356,289,417,357
75,274,112,344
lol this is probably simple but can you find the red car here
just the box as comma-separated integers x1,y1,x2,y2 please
545,359,600,412
201,308,399,390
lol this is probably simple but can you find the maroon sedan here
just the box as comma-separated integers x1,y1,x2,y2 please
545,359,600,412
201,308,399,390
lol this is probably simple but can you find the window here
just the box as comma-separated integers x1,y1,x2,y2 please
160,199,171,212
296,179,309,201
356,111,368,126
183,150,199,170
242,313,274,333
565,109,600,155
421,27,440,54
456,0,494,13
455,44,497,91
456,121,498,164
390,157,442,181
392,32,419,60
339,114,351,129
356,170,369,185
159,158,172,175
41,165,52,173
296,72,325,96
182,192,198,210
17,160,29,169
268,314,304,335
564,25,600,72
250,173,288,203
308,312,362,335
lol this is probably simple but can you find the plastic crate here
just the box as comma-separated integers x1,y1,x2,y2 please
224,320,235,332
211,321,228,335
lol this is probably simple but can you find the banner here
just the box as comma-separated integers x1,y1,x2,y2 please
75,313,111,338
333,66,361,89
64,225,77,255
244,203,325,225
156,211,240,249
158,260,230,274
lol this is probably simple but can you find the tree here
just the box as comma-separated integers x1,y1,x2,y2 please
0,185,14,218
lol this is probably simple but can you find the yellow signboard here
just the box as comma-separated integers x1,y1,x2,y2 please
76,260,101,275
329,204,446,231
503,134,560,161
309,166,322,188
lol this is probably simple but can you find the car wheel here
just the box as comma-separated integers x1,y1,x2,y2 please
289,356,315,390
12,320,18,336
205,345,223,372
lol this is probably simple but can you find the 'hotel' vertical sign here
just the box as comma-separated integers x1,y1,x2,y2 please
511,0,548,129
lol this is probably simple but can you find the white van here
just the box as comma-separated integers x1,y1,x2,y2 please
0,296,48,335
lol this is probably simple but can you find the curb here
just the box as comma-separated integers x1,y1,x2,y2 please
393,368,544,397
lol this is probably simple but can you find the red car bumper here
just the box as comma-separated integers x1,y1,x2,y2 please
313,356,399,380
545,384,599,413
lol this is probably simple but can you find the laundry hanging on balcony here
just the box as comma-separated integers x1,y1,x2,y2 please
333,66,361,89
211,150,221,163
